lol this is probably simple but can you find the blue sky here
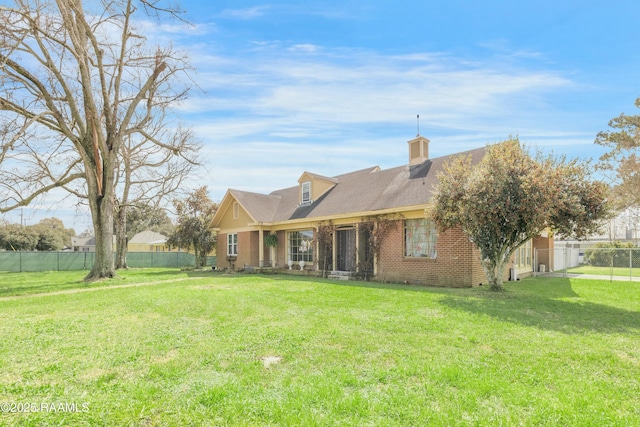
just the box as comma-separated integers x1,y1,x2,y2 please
179,0,639,194
5,0,640,231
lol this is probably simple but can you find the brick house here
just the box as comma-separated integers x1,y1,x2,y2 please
210,136,553,287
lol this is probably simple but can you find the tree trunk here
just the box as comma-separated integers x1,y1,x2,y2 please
84,146,117,281
115,204,128,269
193,244,201,268
85,193,116,281
481,258,506,291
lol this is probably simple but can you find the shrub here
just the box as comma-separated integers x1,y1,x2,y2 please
584,241,640,267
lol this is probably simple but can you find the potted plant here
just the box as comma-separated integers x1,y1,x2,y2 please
265,232,278,248
264,232,278,268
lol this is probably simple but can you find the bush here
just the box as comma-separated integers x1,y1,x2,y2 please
585,242,640,267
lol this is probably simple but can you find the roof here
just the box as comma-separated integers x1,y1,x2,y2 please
228,189,282,223
212,146,487,226
71,236,96,246
129,230,168,244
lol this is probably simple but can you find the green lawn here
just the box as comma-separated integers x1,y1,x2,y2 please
0,270,638,426
566,264,640,278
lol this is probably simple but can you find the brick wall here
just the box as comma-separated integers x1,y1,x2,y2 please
376,221,487,287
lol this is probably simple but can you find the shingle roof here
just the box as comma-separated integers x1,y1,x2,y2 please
129,230,168,244
71,236,96,246
229,189,282,223
221,147,486,224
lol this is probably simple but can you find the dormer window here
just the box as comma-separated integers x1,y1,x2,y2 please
297,171,337,206
301,181,311,204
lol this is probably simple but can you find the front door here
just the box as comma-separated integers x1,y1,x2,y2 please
336,228,356,271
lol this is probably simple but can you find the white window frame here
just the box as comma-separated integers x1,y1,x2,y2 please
227,233,238,256
288,230,314,262
301,181,311,204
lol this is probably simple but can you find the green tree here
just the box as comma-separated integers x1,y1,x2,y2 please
31,217,76,251
125,205,175,240
0,223,38,251
432,138,609,291
595,97,640,208
167,187,217,268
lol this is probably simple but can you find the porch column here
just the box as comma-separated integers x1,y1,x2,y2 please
258,227,265,267
332,230,337,271
355,223,360,269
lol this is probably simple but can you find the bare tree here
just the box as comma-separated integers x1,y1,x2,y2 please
114,115,199,269
0,0,192,280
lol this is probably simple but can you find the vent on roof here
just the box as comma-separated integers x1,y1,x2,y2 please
408,135,429,166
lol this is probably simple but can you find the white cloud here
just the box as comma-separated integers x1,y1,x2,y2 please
219,6,270,20
172,39,593,200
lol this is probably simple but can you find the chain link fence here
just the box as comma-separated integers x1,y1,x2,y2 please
0,251,217,273
535,246,640,281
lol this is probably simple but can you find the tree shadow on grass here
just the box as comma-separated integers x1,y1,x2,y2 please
438,278,640,335
179,272,640,335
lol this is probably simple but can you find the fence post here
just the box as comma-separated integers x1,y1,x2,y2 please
630,247,633,282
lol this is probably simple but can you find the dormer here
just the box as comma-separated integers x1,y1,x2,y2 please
297,172,338,205
408,135,430,166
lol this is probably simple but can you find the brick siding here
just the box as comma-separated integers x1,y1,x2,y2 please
376,220,487,287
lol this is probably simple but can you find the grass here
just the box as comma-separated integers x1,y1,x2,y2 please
0,268,205,297
0,270,639,426
566,264,640,278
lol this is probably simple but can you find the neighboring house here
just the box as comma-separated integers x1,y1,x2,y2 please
71,236,97,252
70,235,116,252
585,206,640,244
128,230,176,252
210,136,553,287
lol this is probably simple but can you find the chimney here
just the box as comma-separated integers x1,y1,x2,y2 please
408,135,430,165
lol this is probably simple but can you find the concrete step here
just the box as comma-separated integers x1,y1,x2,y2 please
328,271,352,280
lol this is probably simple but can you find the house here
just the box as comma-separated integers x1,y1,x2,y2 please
70,235,117,252
70,235,97,252
210,136,554,287
128,230,176,252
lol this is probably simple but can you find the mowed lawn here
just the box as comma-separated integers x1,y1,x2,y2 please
0,270,639,426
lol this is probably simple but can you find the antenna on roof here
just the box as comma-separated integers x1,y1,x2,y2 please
416,114,420,136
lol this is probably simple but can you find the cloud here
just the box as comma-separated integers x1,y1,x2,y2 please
184,44,572,129
171,39,596,201
219,6,270,20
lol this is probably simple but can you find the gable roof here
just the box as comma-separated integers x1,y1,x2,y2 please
229,189,283,223
298,171,339,184
129,230,168,245
211,146,486,227
71,236,96,246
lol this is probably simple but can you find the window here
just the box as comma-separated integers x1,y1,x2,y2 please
233,202,239,220
514,241,532,268
301,181,311,204
227,233,238,256
404,219,437,258
288,230,314,262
